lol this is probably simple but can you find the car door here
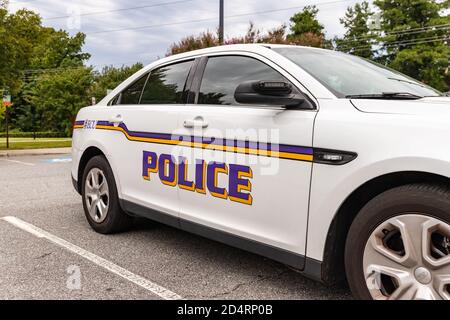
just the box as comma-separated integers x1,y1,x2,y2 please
176,54,316,263
105,59,195,218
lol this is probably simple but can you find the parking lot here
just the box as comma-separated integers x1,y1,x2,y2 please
0,154,350,300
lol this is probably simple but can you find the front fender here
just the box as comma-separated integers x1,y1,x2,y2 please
307,155,450,262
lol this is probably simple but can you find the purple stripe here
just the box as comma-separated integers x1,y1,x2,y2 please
96,120,112,126
90,120,313,156
74,120,85,126
278,144,313,155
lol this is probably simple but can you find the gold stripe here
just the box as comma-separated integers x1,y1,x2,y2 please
93,125,313,162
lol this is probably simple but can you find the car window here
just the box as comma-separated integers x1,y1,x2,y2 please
109,94,120,106
273,47,441,98
140,60,193,105
119,74,148,105
198,56,289,105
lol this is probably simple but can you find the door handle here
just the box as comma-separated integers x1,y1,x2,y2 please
183,117,208,128
109,114,123,126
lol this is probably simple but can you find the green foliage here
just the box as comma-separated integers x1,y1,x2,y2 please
89,63,144,103
31,29,90,69
374,0,450,91
288,6,324,36
30,66,93,136
0,8,91,136
0,103,5,123
0,9,42,94
335,1,375,59
286,5,331,48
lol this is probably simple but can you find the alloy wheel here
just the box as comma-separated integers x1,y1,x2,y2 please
84,168,110,223
363,214,450,300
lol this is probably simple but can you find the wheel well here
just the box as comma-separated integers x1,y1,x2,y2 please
321,171,450,286
77,147,106,192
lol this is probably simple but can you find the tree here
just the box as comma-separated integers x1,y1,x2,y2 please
89,63,144,103
259,25,288,44
287,6,329,47
288,5,324,36
0,8,91,133
168,31,218,56
335,1,375,59
167,23,289,55
30,67,93,136
374,0,449,91
30,29,90,69
0,9,42,94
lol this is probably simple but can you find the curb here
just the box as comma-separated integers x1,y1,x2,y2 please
0,147,72,158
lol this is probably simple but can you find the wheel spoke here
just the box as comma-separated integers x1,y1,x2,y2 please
422,220,450,269
390,216,423,267
366,239,410,271
96,200,106,218
411,286,439,300
434,275,450,299
99,179,108,196
89,198,98,217
85,184,94,195
388,282,416,300
93,171,100,188
433,260,450,276
89,171,97,188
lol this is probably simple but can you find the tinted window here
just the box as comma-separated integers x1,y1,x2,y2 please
120,74,148,105
198,56,287,105
140,60,193,104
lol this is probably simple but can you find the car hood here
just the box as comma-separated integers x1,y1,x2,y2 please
351,97,450,116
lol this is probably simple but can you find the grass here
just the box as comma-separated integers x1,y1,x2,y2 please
0,137,72,150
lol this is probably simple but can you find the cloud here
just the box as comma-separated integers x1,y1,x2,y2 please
8,0,365,68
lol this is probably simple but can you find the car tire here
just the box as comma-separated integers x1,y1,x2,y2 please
81,155,133,234
345,183,450,300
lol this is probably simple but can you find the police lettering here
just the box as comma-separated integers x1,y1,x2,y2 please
142,151,253,205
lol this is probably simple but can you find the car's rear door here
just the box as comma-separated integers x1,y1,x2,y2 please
106,59,195,218
176,53,316,265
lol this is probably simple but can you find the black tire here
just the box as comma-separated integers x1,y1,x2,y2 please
81,155,133,234
345,183,450,300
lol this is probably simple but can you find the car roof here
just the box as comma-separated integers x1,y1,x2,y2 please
164,43,323,59
146,43,331,72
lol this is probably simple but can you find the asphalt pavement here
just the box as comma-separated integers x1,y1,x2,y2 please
0,154,351,300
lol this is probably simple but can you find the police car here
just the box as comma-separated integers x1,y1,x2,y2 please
71,44,450,300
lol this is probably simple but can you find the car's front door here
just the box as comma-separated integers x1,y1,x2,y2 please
176,54,316,264
107,59,195,217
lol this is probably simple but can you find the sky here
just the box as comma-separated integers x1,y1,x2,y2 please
8,0,366,69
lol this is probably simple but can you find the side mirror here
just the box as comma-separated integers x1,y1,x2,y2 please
234,80,309,109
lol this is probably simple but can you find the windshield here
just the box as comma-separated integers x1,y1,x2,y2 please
273,47,441,98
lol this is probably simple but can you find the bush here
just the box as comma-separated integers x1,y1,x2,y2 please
0,131,67,138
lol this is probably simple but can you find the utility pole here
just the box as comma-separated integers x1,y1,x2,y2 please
219,0,224,45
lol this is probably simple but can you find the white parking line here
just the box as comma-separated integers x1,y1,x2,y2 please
1,216,183,300
0,159,35,166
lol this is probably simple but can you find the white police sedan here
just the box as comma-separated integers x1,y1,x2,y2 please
72,44,450,300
